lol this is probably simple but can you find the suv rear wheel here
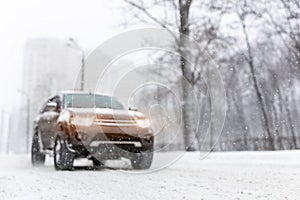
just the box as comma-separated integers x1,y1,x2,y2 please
54,136,75,170
31,130,46,166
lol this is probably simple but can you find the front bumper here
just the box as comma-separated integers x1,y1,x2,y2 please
66,123,154,158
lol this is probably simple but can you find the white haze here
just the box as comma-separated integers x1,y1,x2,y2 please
0,0,128,112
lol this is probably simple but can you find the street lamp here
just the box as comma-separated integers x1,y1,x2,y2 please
17,89,30,153
67,37,85,91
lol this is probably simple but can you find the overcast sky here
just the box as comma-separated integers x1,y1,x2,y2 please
0,0,133,112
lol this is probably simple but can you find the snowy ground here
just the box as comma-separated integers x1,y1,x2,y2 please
0,150,300,200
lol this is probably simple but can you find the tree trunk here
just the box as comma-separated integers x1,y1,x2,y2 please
240,19,275,150
181,76,196,151
285,81,298,149
178,0,196,151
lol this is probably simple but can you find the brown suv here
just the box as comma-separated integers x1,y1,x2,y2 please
31,91,154,170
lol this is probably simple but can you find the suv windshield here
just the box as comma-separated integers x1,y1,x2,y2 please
64,93,124,110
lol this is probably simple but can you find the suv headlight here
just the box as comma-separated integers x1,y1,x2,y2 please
70,116,94,126
136,118,151,128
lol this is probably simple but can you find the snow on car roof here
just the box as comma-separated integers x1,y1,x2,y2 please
61,90,113,97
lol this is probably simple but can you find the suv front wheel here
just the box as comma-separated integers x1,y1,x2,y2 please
130,151,153,170
54,136,75,170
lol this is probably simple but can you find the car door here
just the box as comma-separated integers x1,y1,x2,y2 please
38,96,61,150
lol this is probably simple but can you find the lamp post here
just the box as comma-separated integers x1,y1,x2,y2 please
17,89,30,153
67,38,85,91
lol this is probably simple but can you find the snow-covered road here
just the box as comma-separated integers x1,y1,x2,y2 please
0,151,299,200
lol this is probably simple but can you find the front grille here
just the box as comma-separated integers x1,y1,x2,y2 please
94,133,140,141
90,141,142,147
94,118,137,127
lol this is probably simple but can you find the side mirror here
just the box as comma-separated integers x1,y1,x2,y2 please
129,107,138,111
46,102,58,112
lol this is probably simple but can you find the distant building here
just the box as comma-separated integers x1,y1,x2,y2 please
23,38,82,111
13,38,82,153
0,111,10,154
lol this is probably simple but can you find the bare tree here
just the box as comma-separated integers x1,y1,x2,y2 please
122,0,300,151
123,0,199,150
233,0,276,150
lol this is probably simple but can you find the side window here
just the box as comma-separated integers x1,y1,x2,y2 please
64,94,73,108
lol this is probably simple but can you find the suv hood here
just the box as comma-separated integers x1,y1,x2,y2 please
67,108,145,120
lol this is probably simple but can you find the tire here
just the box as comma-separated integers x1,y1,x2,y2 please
130,151,153,170
54,136,75,170
31,130,46,166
